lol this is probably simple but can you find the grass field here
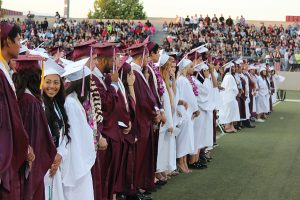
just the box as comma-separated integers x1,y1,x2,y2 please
152,91,300,200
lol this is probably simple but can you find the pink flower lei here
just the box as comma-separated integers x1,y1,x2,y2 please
187,75,199,96
149,61,164,96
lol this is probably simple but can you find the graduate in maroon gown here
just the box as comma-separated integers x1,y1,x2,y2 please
114,60,137,198
0,22,30,200
91,42,123,200
127,42,160,196
12,55,57,200
146,42,167,184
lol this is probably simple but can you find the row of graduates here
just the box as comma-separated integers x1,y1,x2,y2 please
1,21,283,200
219,59,284,133
0,22,222,200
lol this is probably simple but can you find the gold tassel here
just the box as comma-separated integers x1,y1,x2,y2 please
40,60,45,90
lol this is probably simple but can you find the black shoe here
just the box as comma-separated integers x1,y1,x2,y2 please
117,194,127,200
136,192,152,200
244,124,256,128
189,162,207,169
195,162,208,169
155,180,167,186
199,155,208,163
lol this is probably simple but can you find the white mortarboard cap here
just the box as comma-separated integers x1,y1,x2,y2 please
195,62,209,72
177,58,192,70
29,49,49,59
223,61,234,71
259,64,267,73
44,58,65,77
158,53,170,67
248,64,258,70
197,46,209,54
19,45,28,54
59,58,74,67
235,58,243,65
62,58,91,81
35,48,47,53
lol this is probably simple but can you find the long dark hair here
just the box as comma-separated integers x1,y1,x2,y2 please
13,69,42,100
65,76,90,104
42,77,71,145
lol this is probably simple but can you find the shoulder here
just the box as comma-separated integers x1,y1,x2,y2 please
19,93,39,104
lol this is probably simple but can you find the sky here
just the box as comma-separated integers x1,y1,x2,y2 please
2,0,300,21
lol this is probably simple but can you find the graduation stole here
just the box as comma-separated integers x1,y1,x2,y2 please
89,75,104,150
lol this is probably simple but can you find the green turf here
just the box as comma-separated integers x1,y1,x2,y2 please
285,90,300,100
152,96,300,200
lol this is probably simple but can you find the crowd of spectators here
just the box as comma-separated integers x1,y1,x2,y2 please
3,12,156,56
162,14,300,71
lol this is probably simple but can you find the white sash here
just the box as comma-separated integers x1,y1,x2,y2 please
0,61,16,94
131,63,149,87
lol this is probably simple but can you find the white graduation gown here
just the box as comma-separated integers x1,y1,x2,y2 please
62,92,96,200
44,106,69,200
250,74,258,114
175,76,198,158
156,81,176,172
193,77,214,151
256,76,270,114
219,73,240,124
272,74,285,104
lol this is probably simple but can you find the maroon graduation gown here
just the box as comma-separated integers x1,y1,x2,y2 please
269,76,274,112
91,74,122,200
147,65,162,173
18,93,57,200
236,77,246,119
114,89,136,195
132,70,157,190
244,73,256,116
0,70,29,200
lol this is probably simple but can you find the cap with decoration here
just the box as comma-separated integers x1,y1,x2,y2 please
44,58,65,77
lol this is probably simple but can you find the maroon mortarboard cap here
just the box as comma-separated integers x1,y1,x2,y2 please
91,42,121,57
48,46,61,56
126,43,149,57
13,55,44,72
0,22,14,38
147,42,156,52
68,39,97,61
120,62,132,82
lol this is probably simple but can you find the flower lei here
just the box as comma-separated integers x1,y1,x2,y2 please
187,75,199,96
149,62,164,96
82,77,104,151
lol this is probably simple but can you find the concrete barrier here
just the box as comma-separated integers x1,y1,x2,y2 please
278,72,300,91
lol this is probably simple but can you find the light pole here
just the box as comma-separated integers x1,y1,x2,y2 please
64,0,70,19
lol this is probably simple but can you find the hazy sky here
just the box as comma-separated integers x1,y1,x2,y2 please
2,0,300,21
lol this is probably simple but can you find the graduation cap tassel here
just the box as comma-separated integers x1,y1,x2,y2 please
113,47,116,72
141,46,146,68
81,67,85,97
40,60,45,95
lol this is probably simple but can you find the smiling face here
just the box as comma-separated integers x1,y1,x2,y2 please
43,74,61,99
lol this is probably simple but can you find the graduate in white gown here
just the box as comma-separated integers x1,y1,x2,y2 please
269,67,285,104
175,58,200,173
61,60,96,200
219,62,240,132
256,65,270,122
156,53,177,174
190,62,218,169
43,59,70,200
